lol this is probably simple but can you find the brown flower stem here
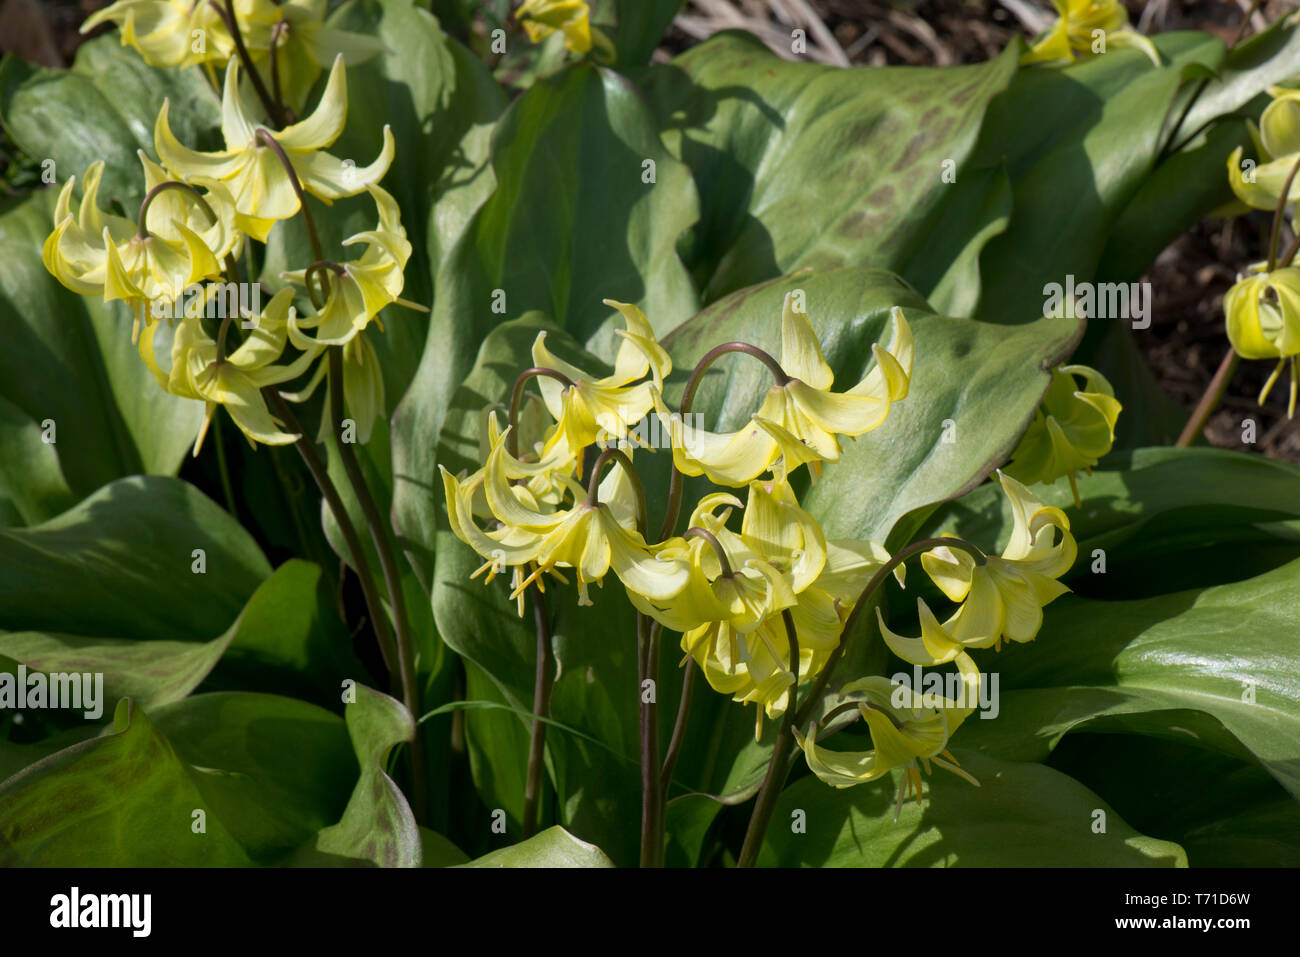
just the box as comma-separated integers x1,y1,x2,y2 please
263,388,398,675
736,610,800,868
507,367,575,457
658,341,788,541
793,536,987,729
213,0,284,127
326,346,428,824
521,583,553,839
1267,154,1300,272
137,181,216,239
1176,347,1240,447
638,610,663,867
584,447,647,533
659,654,696,797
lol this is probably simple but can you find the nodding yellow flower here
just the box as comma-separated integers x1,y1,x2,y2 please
239,0,386,115
284,185,415,349
1020,0,1159,66
919,471,1075,651
1223,266,1300,418
655,298,912,487
531,300,671,451
514,0,614,60
41,158,239,322
793,676,978,818
441,429,690,609
141,287,322,454
1005,364,1121,503
80,0,245,68
1228,87,1300,211
155,55,394,242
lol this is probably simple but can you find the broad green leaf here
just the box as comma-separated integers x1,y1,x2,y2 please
0,35,220,208
0,560,360,714
0,476,269,642
1164,19,1300,152
149,693,357,865
457,825,614,867
0,698,253,866
592,0,687,70
421,826,470,866
291,684,422,867
393,62,700,582
958,556,1300,800
643,33,1019,306
968,33,1223,325
0,192,204,521
1044,729,1300,867
759,750,1186,866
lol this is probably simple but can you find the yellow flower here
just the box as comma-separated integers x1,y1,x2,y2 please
284,185,414,349
514,0,613,59
142,287,322,453
155,55,394,241
655,298,912,487
1021,0,1159,66
240,0,386,115
918,471,1075,651
793,676,978,817
81,0,242,68
41,158,239,320
1222,266,1300,417
1228,87,1300,211
1005,364,1121,498
441,429,689,608
531,300,672,451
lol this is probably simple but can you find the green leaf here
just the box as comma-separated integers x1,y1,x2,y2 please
955,555,1300,801
0,192,204,522
149,693,357,865
643,33,1019,306
759,750,1186,866
1165,19,1300,152
0,35,220,208
0,476,269,641
0,698,253,866
393,62,700,582
456,825,614,867
0,558,364,718
291,684,422,867
592,0,687,70
968,33,1224,325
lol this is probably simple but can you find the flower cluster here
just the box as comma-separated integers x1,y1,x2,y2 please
45,6,417,453
443,293,1078,811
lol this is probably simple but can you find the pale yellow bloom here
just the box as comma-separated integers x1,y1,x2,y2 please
656,298,912,487
794,675,978,817
1021,0,1158,66
155,55,394,241
1005,364,1121,493
919,471,1075,651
